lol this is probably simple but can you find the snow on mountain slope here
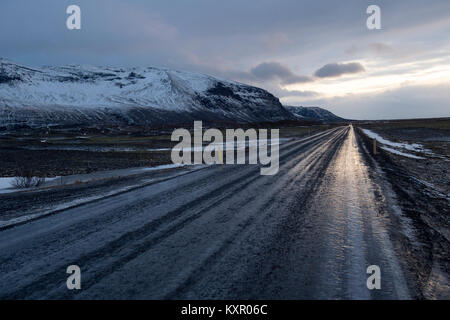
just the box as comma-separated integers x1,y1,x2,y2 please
285,105,345,123
0,58,293,129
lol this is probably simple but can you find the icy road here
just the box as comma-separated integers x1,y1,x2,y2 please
0,126,411,299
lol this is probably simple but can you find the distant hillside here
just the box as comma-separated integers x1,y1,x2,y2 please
285,106,345,123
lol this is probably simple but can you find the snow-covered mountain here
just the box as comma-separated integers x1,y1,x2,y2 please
0,58,344,130
285,106,345,123
0,58,296,130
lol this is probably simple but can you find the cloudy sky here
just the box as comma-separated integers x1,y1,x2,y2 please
1,0,450,119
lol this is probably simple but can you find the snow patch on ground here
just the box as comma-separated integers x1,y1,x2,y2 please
0,164,204,229
0,177,15,191
0,176,61,194
0,163,186,194
361,129,427,152
380,146,425,159
361,128,433,159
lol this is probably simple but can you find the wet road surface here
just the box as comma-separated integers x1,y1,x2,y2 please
0,126,411,299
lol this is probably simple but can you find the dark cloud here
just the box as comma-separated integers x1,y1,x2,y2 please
250,62,312,84
314,62,365,78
